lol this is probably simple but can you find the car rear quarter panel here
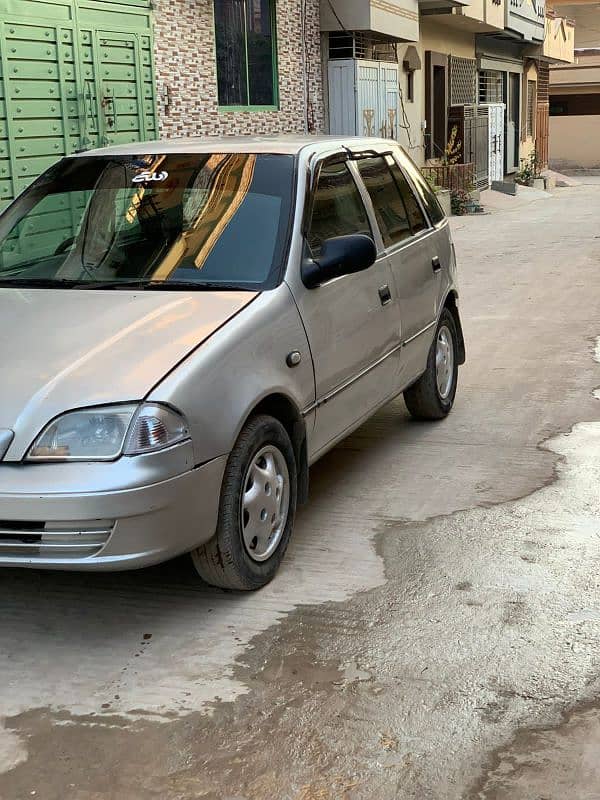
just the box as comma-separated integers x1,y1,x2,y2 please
434,220,454,309
148,283,315,467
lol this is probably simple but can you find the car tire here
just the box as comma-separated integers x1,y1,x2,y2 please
403,308,459,421
191,414,297,591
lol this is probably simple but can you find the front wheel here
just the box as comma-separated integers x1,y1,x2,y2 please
191,415,297,591
404,309,459,420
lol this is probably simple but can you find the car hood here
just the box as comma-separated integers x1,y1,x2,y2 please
0,287,257,459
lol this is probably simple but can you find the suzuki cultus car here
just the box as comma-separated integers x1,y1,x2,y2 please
0,136,464,590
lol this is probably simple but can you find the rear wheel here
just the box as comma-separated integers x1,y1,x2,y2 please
191,415,297,591
404,309,459,420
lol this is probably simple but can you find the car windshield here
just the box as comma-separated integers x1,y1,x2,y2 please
0,152,295,290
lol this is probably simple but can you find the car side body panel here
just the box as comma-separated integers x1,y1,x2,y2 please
147,283,315,469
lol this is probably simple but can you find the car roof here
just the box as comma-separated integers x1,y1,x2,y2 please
74,134,400,159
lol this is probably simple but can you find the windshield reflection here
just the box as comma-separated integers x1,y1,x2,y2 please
0,152,295,290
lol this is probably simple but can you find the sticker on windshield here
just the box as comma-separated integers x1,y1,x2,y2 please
132,170,169,184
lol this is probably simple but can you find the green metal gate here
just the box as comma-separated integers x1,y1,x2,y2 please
0,0,157,206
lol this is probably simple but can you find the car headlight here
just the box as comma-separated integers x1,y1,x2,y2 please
26,403,190,462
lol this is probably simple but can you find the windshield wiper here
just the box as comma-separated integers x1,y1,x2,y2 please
0,278,83,289
68,280,252,292
0,277,254,291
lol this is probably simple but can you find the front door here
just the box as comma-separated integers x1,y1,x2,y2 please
379,63,400,139
92,30,157,149
506,73,521,173
487,103,505,182
290,157,401,459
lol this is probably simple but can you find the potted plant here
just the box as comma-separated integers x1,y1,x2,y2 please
450,188,471,216
516,152,545,189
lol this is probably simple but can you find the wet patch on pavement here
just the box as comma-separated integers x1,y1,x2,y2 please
469,698,600,800
3,418,600,799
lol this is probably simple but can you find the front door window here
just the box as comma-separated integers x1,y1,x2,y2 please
307,162,372,257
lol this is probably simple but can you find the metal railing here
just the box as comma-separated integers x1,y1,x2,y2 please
421,163,476,192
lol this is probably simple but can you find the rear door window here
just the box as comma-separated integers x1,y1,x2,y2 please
356,157,412,248
394,150,446,226
385,156,429,235
307,161,372,258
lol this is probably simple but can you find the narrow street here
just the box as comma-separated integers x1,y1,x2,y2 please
1,181,600,799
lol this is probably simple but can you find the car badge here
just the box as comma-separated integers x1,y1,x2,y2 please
132,171,169,184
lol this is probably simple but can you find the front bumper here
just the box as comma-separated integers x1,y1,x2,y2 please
0,444,227,570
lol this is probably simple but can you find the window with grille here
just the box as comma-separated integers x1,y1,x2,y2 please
328,31,398,62
214,0,278,109
479,70,504,104
527,80,537,137
449,57,476,105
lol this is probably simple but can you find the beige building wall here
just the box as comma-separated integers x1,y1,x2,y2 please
397,42,426,165
551,48,600,89
483,0,506,33
419,19,476,58
549,51,600,169
418,21,476,163
549,115,600,168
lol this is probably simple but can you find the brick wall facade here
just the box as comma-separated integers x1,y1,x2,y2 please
152,0,325,139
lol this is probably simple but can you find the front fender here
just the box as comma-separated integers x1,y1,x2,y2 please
147,284,315,467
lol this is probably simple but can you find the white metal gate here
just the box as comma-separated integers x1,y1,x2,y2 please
328,59,399,139
374,63,400,139
483,103,505,183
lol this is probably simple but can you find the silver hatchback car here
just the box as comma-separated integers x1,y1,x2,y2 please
0,135,464,590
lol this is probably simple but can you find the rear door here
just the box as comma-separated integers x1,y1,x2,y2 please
290,156,401,459
356,151,447,383
398,149,452,292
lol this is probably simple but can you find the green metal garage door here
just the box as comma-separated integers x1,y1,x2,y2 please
0,0,157,207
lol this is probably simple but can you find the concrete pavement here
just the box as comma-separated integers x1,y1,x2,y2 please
1,182,600,799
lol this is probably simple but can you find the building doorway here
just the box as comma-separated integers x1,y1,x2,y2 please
507,72,521,173
425,52,448,160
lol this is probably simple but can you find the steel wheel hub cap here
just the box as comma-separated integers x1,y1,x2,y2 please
436,325,455,401
241,445,290,562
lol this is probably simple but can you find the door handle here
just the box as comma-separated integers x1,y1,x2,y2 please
378,284,392,306
432,256,442,273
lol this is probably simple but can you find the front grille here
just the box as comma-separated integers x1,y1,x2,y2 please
0,520,114,559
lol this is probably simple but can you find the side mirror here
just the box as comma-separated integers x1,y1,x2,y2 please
302,234,377,289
